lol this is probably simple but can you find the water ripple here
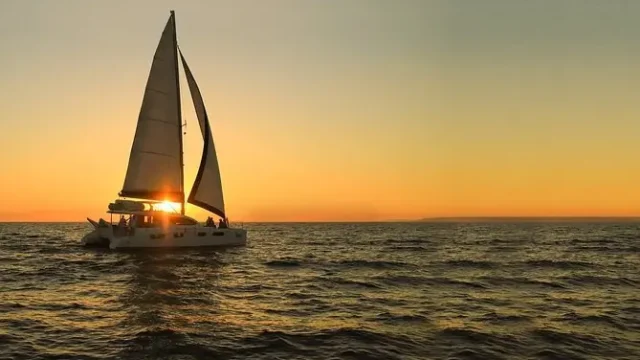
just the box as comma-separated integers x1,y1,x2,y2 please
0,222,638,359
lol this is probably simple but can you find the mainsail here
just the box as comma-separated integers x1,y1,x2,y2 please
179,50,226,218
120,11,184,204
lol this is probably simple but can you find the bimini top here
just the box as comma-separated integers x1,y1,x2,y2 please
107,199,199,225
107,199,177,215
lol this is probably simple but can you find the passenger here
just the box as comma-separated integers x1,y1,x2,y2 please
116,216,127,235
218,218,227,229
205,217,215,227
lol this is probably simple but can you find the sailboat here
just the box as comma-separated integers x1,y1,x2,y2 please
81,11,247,249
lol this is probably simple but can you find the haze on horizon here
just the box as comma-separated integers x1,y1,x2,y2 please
2,0,640,222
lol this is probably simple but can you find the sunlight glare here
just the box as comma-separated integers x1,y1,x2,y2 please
153,201,180,213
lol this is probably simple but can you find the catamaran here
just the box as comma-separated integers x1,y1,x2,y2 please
81,11,247,249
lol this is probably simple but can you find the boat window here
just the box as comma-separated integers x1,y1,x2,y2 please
197,232,206,236
135,215,158,228
213,232,224,236
168,216,199,225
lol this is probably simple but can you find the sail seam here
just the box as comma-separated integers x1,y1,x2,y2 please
138,150,178,158
146,88,170,96
142,117,180,126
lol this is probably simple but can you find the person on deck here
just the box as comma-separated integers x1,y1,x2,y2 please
218,218,228,228
205,217,215,227
117,216,127,235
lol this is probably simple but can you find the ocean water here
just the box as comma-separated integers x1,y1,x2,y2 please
0,222,638,360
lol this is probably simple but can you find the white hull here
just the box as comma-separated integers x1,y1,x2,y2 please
82,223,246,249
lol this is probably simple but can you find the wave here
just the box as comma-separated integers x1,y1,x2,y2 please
531,329,606,350
436,328,521,348
559,312,627,330
237,328,423,358
447,348,510,360
374,312,428,323
523,260,592,269
320,276,382,289
479,311,532,324
442,259,495,269
482,277,567,289
333,259,415,269
265,258,417,270
533,348,590,360
386,245,430,251
265,259,301,267
1,302,90,312
373,274,428,286
569,238,613,244
559,275,638,287
384,238,430,245
487,245,519,252
373,274,486,289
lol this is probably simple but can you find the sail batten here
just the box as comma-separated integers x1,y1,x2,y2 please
179,50,226,218
120,12,184,203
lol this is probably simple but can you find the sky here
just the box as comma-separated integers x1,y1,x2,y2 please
1,0,640,221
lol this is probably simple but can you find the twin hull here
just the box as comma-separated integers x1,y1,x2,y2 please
82,224,247,249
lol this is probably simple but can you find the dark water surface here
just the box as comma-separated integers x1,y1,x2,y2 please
0,222,638,359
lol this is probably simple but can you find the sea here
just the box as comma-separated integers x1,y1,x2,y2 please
0,222,638,360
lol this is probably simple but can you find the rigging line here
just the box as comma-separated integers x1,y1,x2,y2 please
177,44,187,136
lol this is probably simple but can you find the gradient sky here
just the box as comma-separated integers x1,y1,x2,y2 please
1,0,640,221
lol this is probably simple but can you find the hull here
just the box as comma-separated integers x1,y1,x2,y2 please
81,220,247,249
110,227,247,249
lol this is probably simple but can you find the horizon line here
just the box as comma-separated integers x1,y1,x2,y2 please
3,216,640,223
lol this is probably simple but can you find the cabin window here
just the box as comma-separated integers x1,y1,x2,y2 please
197,232,206,236
213,232,224,236
168,216,199,226
134,215,160,228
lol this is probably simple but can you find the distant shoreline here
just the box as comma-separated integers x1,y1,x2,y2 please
419,217,640,223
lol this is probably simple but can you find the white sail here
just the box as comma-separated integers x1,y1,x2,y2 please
120,12,184,203
179,50,226,218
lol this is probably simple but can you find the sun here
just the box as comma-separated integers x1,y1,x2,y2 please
154,201,180,213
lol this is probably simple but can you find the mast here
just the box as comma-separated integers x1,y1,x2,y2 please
171,10,185,215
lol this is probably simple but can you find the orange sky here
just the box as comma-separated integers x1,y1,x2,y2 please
2,1,640,221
